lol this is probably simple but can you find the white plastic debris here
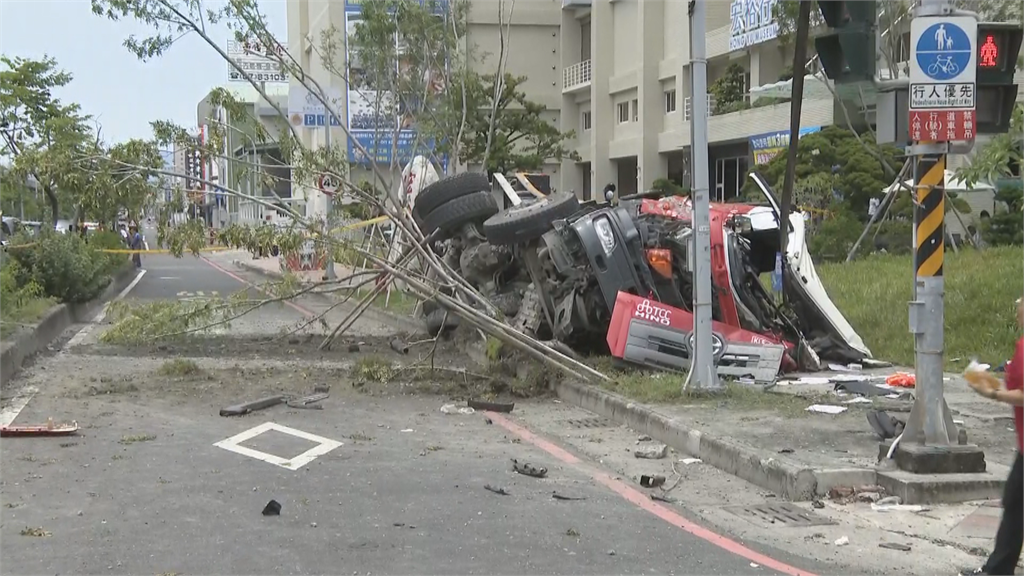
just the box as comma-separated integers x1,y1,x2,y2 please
842,397,873,404
806,404,848,415
680,457,702,465
798,377,832,385
834,536,850,546
440,404,475,415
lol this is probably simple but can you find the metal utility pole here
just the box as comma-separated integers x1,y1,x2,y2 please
687,0,720,391
903,0,966,446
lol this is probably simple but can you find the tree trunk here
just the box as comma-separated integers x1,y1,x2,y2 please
779,0,812,259
43,185,60,227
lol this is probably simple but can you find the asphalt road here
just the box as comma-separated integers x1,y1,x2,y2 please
1,380,818,576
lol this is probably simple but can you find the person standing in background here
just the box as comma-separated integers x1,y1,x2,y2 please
961,297,1024,575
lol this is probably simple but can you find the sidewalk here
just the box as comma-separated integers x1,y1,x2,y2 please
554,365,1013,505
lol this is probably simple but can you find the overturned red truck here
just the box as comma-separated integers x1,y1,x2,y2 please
410,170,872,380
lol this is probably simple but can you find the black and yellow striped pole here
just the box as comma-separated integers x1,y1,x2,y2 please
904,152,959,447
913,155,945,279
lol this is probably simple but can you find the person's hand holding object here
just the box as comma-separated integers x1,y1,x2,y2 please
964,360,1002,399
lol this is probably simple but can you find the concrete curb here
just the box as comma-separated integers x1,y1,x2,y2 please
551,378,1004,503
0,264,139,387
231,260,422,334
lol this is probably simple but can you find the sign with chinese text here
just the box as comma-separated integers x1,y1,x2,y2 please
749,126,821,165
729,0,779,52
227,38,289,84
909,110,976,141
909,16,977,141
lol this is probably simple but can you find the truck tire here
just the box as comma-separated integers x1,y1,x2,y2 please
413,172,491,221
420,191,499,237
482,191,580,246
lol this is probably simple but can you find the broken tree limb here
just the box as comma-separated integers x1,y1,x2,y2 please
363,253,610,383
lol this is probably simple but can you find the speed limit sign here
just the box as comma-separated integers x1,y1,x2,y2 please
318,173,340,196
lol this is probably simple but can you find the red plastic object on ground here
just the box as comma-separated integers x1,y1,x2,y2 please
885,372,916,388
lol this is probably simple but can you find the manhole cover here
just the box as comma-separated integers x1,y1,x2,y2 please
565,417,616,429
724,503,834,527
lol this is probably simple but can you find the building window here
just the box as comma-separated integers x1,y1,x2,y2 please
617,102,629,124
631,99,639,122
582,111,592,131
664,89,677,113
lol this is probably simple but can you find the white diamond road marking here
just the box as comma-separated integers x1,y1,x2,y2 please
213,422,343,471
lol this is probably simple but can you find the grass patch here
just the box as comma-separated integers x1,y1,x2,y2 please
587,357,816,414
157,358,202,377
0,296,57,339
817,246,1023,371
119,434,157,445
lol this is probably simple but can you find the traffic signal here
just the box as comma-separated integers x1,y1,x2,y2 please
814,0,877,84
975,22,1023,134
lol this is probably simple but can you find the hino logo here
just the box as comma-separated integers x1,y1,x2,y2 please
634,299,671,326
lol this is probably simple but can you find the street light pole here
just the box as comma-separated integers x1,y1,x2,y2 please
687,0,720,392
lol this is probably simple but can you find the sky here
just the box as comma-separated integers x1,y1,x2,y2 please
0,0,288,145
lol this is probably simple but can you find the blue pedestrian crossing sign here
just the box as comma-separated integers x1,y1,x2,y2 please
911,16,977,85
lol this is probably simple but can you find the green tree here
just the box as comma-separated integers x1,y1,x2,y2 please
745,126,903,217
709,63,748,115
983,186,1024,246
436,71,579,174
0,56,93,225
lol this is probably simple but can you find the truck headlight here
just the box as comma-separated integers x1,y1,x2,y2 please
594,217,616,255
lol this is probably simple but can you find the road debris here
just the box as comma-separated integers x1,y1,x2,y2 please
1,418,79,437
879,542,912,552
805,404,848,415
551,491,587,501
511,459,547,478
20,527,51,537
389,338,410,354
220,395,287,417
262,500,281,516
634,443,668,459
639,474,666,488
440,403,475,415
885,372,916,388
484,417,493,425
467,399,514,413
679,457,702,465
287,392,329,409
650,493,676,503
484,484,510,495
834,535,850,546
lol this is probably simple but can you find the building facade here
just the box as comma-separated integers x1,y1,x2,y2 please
286,0,562,218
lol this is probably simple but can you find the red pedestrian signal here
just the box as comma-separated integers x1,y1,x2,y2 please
979,34,999,68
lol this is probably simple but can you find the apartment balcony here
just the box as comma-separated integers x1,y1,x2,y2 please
562,60,592,93
562,0,591,7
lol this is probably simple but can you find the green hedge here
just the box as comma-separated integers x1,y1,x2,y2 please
4,231,128,304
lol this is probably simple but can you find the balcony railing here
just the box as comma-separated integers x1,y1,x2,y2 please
562,59,592,92
562,0,592,7
683,96,716,121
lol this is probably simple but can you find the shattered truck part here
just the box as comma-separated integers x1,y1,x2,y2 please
607,291,788,384
482,191,580,245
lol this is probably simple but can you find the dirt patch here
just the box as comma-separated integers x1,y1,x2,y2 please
74,333,472,365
